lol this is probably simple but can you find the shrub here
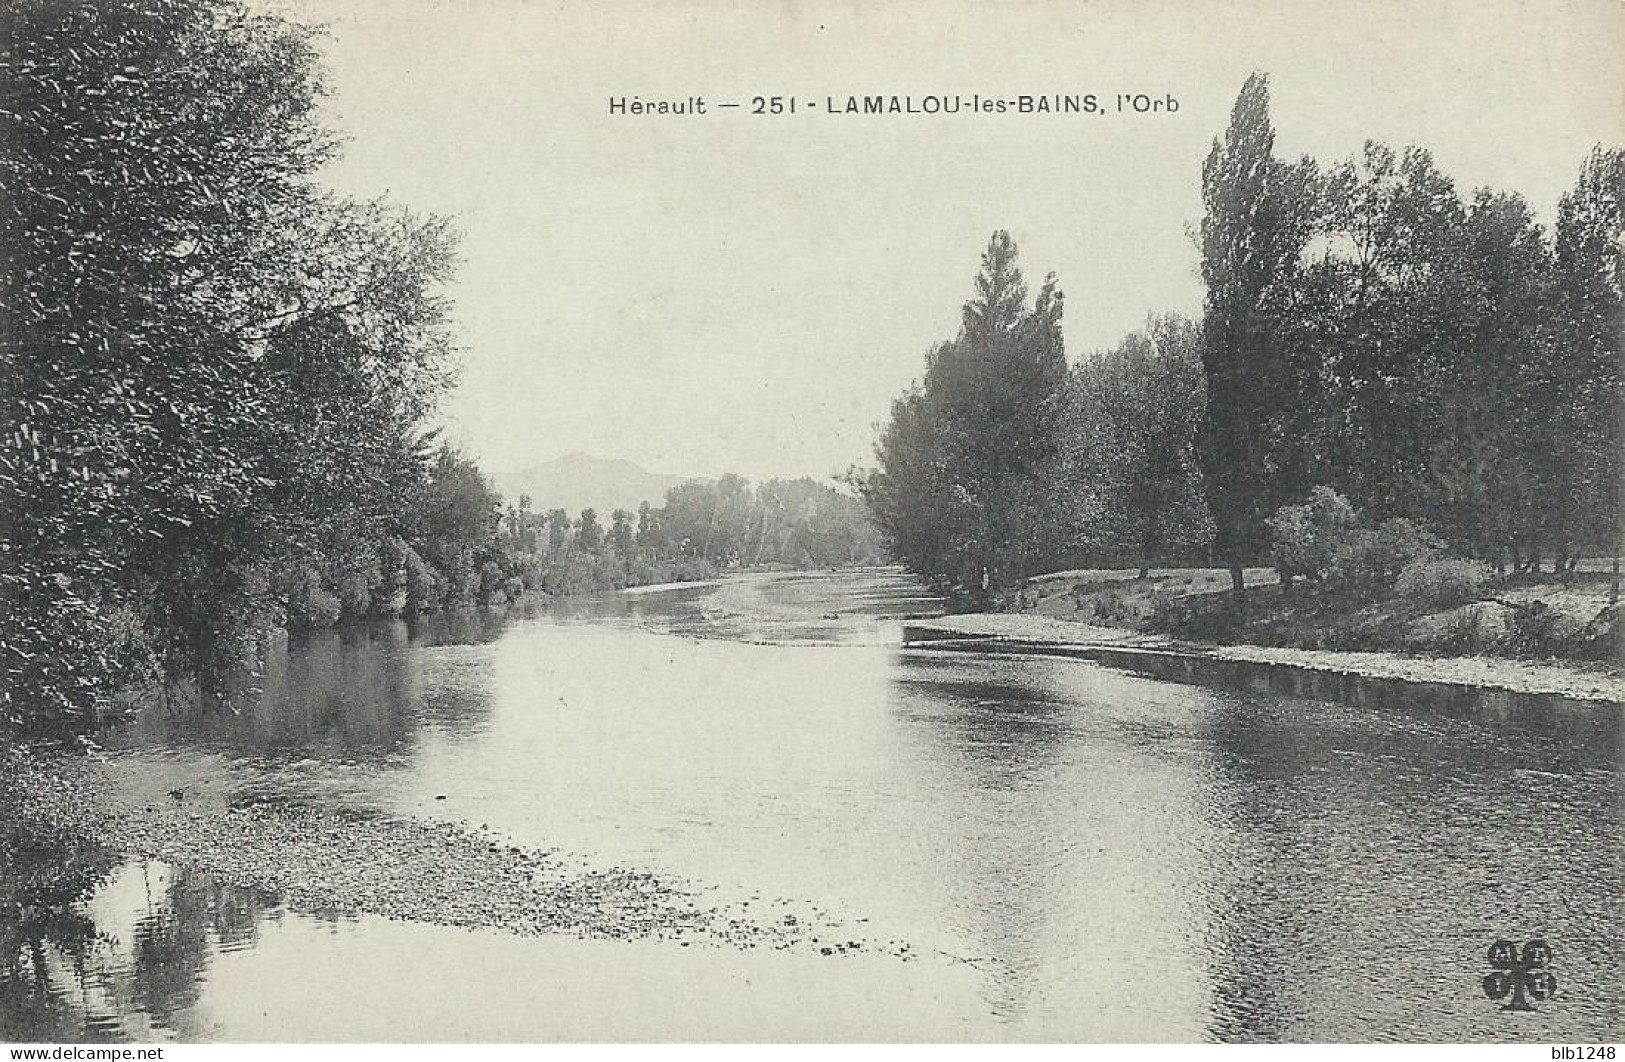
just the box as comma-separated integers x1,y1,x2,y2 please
403,544,438,614
1429,604,1493,654
1396,557,1488,607
1372,518,1442,578
478,559,507,603
1568,605,1620,662
283,565,342,630
1327,518,1440,594
1266,486,1359,583
1505,599,1561,658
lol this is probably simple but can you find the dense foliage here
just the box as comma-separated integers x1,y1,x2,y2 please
0,0,469,733
1198,76,1622,589
857,232,1069,599
858,237,1213,600
861,74,1621,607
1051,313,1212,576
1195,73,1319,592
486,475,884,598
0,0,886,735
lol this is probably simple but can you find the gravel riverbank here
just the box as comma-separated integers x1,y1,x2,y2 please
2,749,911,961
908,613,1625,704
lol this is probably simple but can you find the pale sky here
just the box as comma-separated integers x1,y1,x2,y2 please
276,0,1623,483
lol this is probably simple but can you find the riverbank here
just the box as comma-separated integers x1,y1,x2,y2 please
620,577,730,595
0,746,906,961
3,567,1620,1042
912,610,1625,704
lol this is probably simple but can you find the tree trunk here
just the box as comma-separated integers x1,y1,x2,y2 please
1138,564,1150,580
1229,564,1245,596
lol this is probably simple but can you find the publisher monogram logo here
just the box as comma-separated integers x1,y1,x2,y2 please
1483,939,1556,1012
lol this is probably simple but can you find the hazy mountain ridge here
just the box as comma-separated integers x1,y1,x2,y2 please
493,452,697,515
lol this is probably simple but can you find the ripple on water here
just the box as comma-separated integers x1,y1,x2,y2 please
3,569,1620,1042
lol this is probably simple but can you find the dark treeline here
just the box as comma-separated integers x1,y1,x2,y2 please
857,232,1071,594
489,474,884,600
281,459,882,624
1,0,466,732
861,73,1622,606
856,238,1212,599
1198,74,1621,593
0,0,882,736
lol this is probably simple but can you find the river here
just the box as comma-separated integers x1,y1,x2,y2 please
2,569,1620,1042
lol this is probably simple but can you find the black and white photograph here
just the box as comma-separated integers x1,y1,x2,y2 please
1,0,1621,1046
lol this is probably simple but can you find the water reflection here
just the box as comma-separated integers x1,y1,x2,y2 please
1193,689,1624,1042
4,570,1620,1041
0,810,122,1042
0,796,373,1042
886,653,1220,1038
891,656,1073,1022
891,644,1623,1042
1084,648,1621,770
110,613,507,765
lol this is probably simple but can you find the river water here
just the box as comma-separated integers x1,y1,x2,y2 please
2,569,1620,1042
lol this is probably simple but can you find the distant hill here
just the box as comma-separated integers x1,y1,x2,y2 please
492,452,694,516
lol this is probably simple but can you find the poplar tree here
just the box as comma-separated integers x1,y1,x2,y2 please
1552,147,1624,578
1195,73,1319,596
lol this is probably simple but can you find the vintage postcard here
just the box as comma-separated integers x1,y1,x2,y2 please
1,0,1621,1047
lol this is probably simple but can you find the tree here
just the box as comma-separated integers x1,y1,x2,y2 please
0,0,460,731
415,446,502,605
861,231,1067,596
1308,143,1473,522
859,382,960,582
634,500,664,558
575,508,603,553
1430,188,1553,566
1551,147,1623,578
1054,314,1212,574
608,508,635,557
504,494,538,554
659,480,719,559
1196,73,1320,597
934,233,1068,588
750,477,883,566
546,508,571,552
